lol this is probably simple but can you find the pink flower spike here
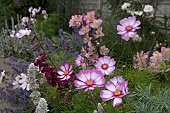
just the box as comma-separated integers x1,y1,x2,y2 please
57,62,73,81
78,25,90,35
90,19,102,28
94,56,116,75
100,76,129,107
117,16,141,41
74,69,105,92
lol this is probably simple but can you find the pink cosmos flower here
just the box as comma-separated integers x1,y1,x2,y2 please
117,16,141,41
100,76,129,107
57,62,73,81
69,15,83,27
84,11,95,23
90,19,102,28
74,69,105,92
78,25,90,35
94,56,116,75
75,55,84,66
100,45,109,55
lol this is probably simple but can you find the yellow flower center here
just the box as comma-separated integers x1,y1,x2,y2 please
94,21,99,27
75,22,81,27
126,26,132,31
83,28,87,33
87,80,93,85
64,71,69,75
154,55,161,60
102,64,108,69
26,78,29,83
88,14,93,20
164,50,169,56
114,90,121,96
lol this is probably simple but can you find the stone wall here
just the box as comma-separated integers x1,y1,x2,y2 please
77,0,170,18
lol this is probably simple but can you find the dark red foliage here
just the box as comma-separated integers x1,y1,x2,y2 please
33,44,40,51
34,53,75,89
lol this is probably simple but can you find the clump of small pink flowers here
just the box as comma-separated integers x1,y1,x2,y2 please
117,16,141,41
94,56,116,75
134,51,149,70
74,69,105,92
134,47,170,72
100,76,129,107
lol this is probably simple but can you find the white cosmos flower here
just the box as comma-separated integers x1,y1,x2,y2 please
144,5,154,13
134,11,143,16
19,73,31,91
121,3,131,10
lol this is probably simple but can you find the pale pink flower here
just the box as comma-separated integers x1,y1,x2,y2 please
37,7,41,12
78,25,90,35
32,8,38,16
75,55,84,66
88,45,96,54
94,56,116,75
57,62,73,81
74,69,105,92
12,75,21,89
161,47,170,61
150,51,163,63
90,19,102,28
42,10,47,15
28,7,33,13
15,29,31,38
22,17,29,24
94,27,104,38
69,15,83,27
88,54,99,63
117,16,141,41
100,45,109,55
84,11,95,23
100,76,129,107
83,34,92,44
133,51,149,70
